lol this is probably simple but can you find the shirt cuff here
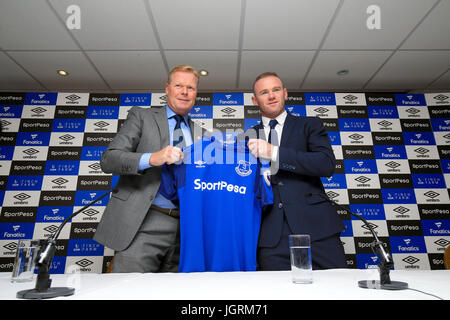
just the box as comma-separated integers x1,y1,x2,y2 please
139,153,153,171
271,146,279,162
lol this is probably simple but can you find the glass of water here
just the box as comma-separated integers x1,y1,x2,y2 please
289,234,313,284
11,239,40,283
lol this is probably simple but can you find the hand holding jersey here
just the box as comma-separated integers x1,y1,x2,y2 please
149,145,184,166
247,139,274,160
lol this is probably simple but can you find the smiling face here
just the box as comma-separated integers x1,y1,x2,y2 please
165,70,198,116
252,75,287,119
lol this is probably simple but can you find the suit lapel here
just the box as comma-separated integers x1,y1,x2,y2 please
153,107,170,147
280,113,296,146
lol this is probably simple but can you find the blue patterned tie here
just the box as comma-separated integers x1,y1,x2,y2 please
172,114,186,149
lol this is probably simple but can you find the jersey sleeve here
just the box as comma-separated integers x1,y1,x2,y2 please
254,160,273,208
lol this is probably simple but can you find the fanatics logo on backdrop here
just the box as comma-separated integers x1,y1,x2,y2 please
36,206,72,223
285,105,306,117
16,132,50,146
24,92,58,105
431,119,450,131
0,223,34,239
321,175,347,189
0,106,23,118
344,159,377,174
213,93,243,106
403,132,435,145
395,94,426,106
189,105,213,119
421,220,450,237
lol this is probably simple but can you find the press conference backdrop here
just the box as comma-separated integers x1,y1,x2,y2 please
0,91,449,274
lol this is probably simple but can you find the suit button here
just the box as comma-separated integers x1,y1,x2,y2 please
278,202,283,209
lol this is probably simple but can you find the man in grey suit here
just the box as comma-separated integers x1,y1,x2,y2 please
94,65,205,273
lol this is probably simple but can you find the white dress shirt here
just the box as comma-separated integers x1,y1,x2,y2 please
260,110,287,162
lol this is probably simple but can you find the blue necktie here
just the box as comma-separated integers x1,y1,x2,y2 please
268,119,278,145
172,114,186,149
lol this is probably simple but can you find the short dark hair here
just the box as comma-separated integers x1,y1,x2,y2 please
252,72,282,93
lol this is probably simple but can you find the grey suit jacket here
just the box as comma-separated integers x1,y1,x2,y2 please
93,106,204,251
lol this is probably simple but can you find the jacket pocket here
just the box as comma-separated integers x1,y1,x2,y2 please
305,193,328,205
111,188,131,201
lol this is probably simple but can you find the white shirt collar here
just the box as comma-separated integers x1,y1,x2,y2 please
261,110,287,128
166,105,188,123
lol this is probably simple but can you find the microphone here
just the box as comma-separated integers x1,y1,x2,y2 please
16,190,113,299
305,192,408,290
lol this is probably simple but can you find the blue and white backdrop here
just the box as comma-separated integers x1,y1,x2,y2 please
0,91,449,274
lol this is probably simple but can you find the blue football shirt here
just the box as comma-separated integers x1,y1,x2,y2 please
160,135,273,272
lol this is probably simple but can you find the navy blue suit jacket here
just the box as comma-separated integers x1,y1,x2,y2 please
245,113,345,247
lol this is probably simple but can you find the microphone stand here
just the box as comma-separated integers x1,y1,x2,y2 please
307,192,408,290
16,191,111,299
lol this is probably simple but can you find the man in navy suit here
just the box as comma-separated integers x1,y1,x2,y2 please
245,72,347,270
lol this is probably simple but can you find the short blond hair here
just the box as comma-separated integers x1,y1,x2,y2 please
168,65,199,84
